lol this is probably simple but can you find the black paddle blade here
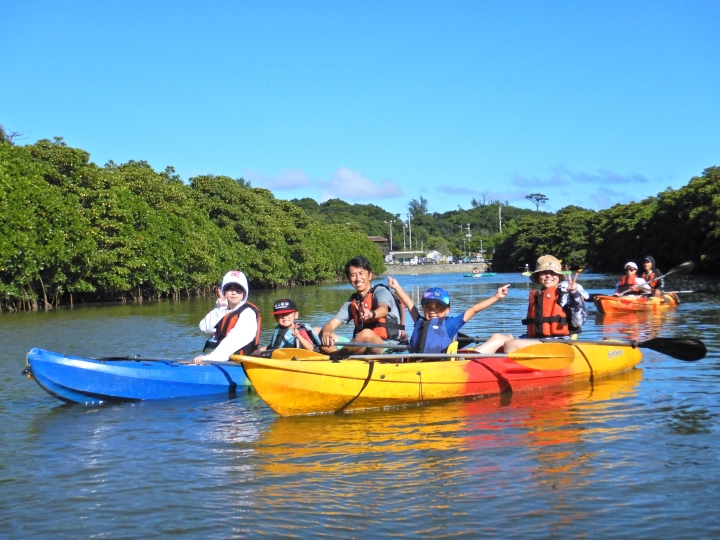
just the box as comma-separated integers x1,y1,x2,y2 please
457,333,480,348
640,337,707,361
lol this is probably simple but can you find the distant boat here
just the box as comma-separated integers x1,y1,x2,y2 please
521,271,531,277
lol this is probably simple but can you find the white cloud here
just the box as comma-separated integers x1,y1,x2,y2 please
512,166,649,188
243,168,314,190
437,185,476,195
318,167,404,200
588,187,641,209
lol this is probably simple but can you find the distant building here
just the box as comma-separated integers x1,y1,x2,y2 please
368,236,389,255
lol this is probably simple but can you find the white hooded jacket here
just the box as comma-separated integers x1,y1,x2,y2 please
198,271,258,361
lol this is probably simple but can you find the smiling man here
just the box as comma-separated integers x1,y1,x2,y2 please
319,256,403,355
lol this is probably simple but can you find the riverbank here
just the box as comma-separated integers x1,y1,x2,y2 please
380,264,490,275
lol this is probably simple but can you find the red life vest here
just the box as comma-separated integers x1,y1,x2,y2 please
618,275,636,293
348,284,406,340
213,302,262,355
521,286,569,338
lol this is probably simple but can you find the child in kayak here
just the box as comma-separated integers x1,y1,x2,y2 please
194,270,261,364
503,255,589,353
264,298,322,351
640,256,664,297
386,277,511,354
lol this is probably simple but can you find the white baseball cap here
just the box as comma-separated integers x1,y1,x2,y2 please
624,262,638,270
220,270,248,294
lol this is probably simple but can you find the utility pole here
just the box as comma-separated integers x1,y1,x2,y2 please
403,223,407,250
499,205,502,233
408,214,413,252
466,223,471,256
384,220,394,251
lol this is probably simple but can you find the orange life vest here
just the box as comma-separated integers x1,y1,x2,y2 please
212,302,262,355
521,286,569,338
618,275,637,293
641,270,658,291
348,284,406,340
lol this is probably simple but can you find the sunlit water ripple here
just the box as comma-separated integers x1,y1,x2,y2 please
1,272,720,538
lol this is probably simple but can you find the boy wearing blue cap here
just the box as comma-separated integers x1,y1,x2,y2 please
387,277,511,354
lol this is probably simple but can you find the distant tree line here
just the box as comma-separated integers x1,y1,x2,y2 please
0,136,384,311
293,194,541,257
3,126,717,311
493,167,720,274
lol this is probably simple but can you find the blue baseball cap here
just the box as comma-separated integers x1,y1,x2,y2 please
421,287,450,308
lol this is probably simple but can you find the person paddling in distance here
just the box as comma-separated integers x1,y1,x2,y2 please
262,298,321,351
387,277,511,354
613,262,651,296
640,256,665,297
319,256,404,355
502,255,589,354
194,270,261,364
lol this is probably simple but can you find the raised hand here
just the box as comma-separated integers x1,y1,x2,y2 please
216,287,228,308
496,284,511,298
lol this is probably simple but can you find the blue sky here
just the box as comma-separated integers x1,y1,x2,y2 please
2,1,719,216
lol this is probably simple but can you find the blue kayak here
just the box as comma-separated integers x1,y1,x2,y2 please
25,348,250,405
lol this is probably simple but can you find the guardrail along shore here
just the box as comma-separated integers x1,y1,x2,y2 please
380,264,491,275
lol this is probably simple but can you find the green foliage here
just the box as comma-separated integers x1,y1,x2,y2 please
0,139,385,310
525,193,549,211
2,131,717,310
408,196,429,216
493,206,596,271
642,167,720,272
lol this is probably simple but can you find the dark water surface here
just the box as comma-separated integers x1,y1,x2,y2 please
2,272,720,538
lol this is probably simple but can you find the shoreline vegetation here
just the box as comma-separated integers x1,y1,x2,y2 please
1,130,718,311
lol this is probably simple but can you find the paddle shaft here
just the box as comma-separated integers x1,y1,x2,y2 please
336,341,409,350
337,352,564,360
95,356,239,366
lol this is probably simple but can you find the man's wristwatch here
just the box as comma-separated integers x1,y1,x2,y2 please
370,310,376,319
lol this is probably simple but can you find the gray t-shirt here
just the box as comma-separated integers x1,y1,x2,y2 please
335,285,398,325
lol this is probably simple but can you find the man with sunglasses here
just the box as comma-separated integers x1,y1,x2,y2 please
613,262,652,296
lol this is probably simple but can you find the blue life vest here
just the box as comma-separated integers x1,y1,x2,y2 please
409,317,455,354
269,322,321,350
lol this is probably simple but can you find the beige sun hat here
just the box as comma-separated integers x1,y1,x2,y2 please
530,255,567,283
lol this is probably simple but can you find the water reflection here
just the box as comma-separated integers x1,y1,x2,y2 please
594,309,677,342
249,370,643,501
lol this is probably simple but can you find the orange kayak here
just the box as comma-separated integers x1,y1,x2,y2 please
593,293,680,313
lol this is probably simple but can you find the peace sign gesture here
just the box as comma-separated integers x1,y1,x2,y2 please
566,272,580,292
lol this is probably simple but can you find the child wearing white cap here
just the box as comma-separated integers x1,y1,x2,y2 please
613,262,652,296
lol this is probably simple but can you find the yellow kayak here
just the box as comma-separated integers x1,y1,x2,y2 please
233,342,643,417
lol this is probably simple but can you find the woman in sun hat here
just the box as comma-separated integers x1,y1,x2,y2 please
613,261,652,296
503,255,589,354
194,270,261,363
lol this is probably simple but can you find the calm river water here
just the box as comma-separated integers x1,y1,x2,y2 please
2,271,720,538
